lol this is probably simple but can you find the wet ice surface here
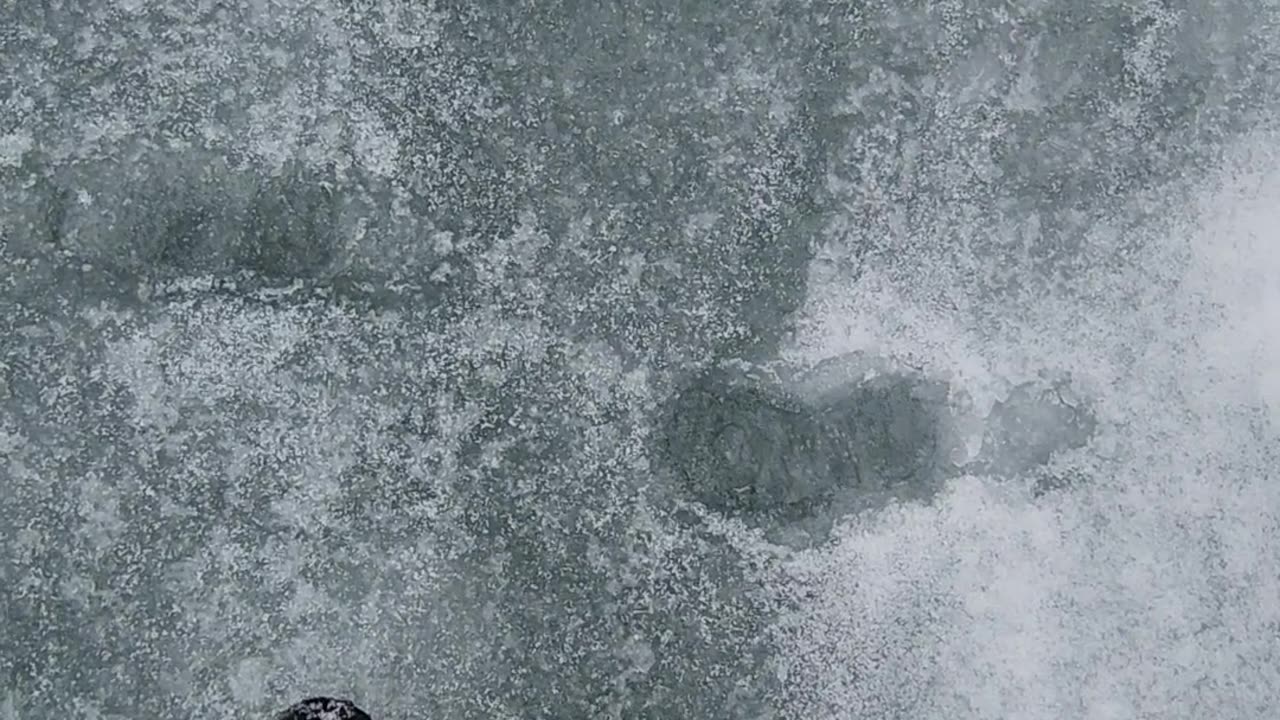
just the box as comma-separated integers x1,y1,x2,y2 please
661,355,1097,548
4,2,1280,719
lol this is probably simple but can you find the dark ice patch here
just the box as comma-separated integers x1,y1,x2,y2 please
978,380,1096,475
236,163,343,280
817,372,951,494
661,363,952,538
662,368,854,521
661,360,1099,545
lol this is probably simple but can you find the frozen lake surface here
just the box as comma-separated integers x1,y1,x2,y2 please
3,2,1280,718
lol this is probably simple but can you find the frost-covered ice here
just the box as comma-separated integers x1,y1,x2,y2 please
3,2,1280,719
774,133,1280,719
